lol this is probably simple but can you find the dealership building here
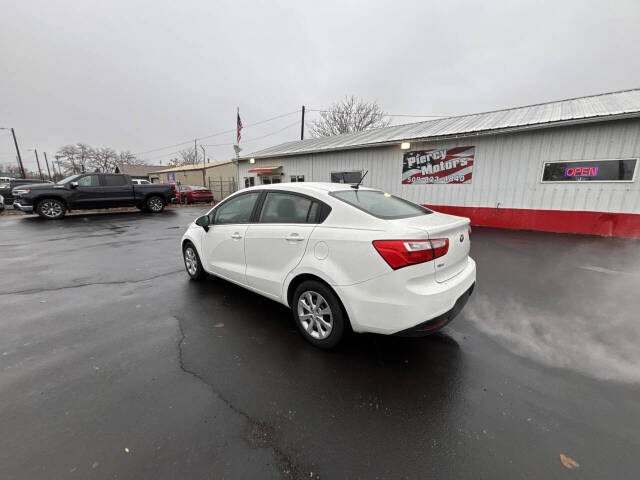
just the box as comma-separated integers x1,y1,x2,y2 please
239,89,640,238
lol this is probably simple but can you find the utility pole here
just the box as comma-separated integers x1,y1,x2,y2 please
33,149,43,180
43,152,52,180
0,127,26,178
300,105,305,140
200,145,207,163
194,139,198,165
11,128,26,178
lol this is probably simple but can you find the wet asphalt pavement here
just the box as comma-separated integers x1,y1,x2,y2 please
1,207,639,479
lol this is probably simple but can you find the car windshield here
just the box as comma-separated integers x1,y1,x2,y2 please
190,186,208,191
56,174,82,184
331,189,432,219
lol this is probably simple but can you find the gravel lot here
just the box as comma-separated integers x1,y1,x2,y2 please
1,207,639,479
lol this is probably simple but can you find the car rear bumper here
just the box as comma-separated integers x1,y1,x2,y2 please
12,201,34,213
393,283,474,336
334,257,476,335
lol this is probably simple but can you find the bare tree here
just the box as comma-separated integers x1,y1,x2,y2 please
118,150,143,166
0,163,39,178
56,144,81,174
309,95,390,137
76,143,93,172
88,147,119,172
167,148,197,167
55,144,149,174
0,163,23,176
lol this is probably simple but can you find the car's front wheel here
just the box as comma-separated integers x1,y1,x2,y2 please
183,243,206,280
293,280,346,348
36,198,66,219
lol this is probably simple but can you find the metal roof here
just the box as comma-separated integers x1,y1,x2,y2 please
115,164,165,176
245,89,640,160
153,160,233,173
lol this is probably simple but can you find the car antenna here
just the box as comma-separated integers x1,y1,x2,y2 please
351,170,368,189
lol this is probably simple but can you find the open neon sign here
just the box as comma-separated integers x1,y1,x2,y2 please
564,166,599,178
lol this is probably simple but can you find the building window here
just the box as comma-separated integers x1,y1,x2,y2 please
330,171,363,183
244,177,255,188
261,176,282,185
541,159,638,183
290,175,304,182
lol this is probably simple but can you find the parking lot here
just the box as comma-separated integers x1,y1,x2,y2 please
1,207,639,479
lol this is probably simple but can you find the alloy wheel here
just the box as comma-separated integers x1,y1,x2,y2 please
148,197,163,211
184,247,198,276
41,200,62,218
297,291,333,339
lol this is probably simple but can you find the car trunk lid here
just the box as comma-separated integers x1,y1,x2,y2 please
389,212,470,282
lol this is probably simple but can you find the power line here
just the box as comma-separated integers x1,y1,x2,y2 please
307,108,447,118
142,119,301,162
133,109,300,156
202,120,300,147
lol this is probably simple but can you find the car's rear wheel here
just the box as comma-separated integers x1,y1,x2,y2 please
183,243,206,280
145,195,165,213
36,198,66,219
293,280,346,348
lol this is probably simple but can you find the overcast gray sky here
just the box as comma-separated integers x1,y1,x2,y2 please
1,0,639,171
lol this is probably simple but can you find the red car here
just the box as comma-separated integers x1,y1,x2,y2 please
179,185,214,204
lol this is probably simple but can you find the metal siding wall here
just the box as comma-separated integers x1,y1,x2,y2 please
239,118,640,214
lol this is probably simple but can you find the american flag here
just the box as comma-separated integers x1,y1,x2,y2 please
236,109,243,144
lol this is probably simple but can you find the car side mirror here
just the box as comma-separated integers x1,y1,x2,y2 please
195,215,210,232
70,181,79,189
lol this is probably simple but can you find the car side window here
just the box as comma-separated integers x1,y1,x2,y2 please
77,175,100,187
102,175,127,186
259,192,315,224
213,192,260,225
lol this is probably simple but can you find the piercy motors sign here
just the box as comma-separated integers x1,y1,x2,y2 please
402,146,475,184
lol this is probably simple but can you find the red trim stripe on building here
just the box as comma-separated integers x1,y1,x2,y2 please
424,205,640,239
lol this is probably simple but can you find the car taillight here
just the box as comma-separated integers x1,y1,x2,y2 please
372,238,449,270
468,226,472,237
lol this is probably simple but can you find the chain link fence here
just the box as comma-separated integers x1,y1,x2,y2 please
207,178,237,202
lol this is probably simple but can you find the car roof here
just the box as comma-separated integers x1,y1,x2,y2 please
12,178,48,183
242,182,378,195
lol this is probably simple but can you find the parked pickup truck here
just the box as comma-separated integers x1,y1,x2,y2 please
12,173,175,219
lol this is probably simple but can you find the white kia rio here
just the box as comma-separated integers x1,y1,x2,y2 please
180,182,476,348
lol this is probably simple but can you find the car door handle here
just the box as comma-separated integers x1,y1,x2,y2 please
285,233,305,242
231,232,242,240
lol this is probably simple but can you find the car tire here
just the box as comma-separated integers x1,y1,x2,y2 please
36,198,66,219
183,242,206,280
145,195,165,213
292,280,346,349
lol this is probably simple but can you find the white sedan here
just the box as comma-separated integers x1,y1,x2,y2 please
180,182,476,348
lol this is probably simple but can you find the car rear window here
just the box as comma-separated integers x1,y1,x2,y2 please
331,190,432,219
